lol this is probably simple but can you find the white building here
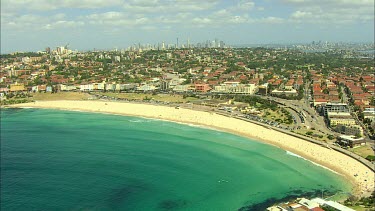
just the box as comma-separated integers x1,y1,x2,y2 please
298,198,320,210
271,89,298,96
138,84,156,91
0,92,6,101
91,83,105,90
22,57,31,63
32,86,39,92
80,84,94,92
363,108,375,121
62,84,77,91
173,85,191,92
213,82,258,95
311,198,356,211
106,83,116,91
169,78,185,88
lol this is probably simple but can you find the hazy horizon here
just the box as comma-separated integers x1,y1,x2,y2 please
1,0,374,53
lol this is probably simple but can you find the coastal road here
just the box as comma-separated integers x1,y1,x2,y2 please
261,96,340,138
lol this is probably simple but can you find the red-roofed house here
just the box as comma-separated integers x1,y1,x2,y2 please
314,98,328,106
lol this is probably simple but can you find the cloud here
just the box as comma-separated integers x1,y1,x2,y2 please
43,20,84,30
1,0,221,14
123,0,219,13
281,0,373,7
282,0,374,24
259,17,285,24
1,13,85,32
1,0,123,11
236,0,255,11
290,11,312,19
2,0,372,37
85,11,151,27
84,7,251,29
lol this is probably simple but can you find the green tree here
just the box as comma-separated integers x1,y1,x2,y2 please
327,134,335,140
306,131,313,136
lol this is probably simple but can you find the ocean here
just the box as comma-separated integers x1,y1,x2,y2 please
1,108,350,210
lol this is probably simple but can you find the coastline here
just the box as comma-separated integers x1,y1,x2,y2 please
5,100,374,197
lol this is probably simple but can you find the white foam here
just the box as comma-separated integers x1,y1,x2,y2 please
128,119,154,123
286,151,341,175
175,121,221,132
286,150,303,159
67,109,87,113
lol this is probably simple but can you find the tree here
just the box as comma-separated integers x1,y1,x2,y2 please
370,96,375,106
306,131,313,136
327,134,335,140
358,112,364,120
181,78,191,85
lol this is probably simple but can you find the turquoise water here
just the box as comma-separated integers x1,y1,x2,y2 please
1,109,349,210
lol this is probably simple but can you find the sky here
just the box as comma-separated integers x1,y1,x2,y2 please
1,0,374,53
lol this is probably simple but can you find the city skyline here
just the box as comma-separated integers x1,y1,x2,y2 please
1,0,374,53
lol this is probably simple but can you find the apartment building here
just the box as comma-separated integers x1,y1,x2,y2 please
327,112,356,127
213,82,258,95
335,124,364,136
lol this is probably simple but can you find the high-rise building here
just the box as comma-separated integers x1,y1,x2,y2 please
57,46,65,54
220,41,225,48
160,80,170,91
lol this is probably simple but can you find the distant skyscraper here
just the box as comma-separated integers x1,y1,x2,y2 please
57,46,65,54
220,41,225,48
162,41,165,50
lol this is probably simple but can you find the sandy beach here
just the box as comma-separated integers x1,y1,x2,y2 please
7,100,375,197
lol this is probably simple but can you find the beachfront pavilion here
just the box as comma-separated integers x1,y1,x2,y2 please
336,135,366,148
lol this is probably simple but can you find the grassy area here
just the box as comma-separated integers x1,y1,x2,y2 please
347,205,368,211
260,108,293,125
294,128,329,142
4,91,199,104
31,92,91,101
344,193,375,211
294,129,374,159
1,98,33,105
96,92,198,103
350,145,374,159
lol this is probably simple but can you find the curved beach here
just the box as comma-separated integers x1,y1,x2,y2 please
8,100,375,197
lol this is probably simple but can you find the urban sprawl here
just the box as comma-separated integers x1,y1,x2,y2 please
1,41,375,210
1,42,375,152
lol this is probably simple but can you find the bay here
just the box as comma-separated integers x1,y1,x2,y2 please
0,108,350,210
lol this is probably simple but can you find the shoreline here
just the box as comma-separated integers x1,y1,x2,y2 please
4,100,375,197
